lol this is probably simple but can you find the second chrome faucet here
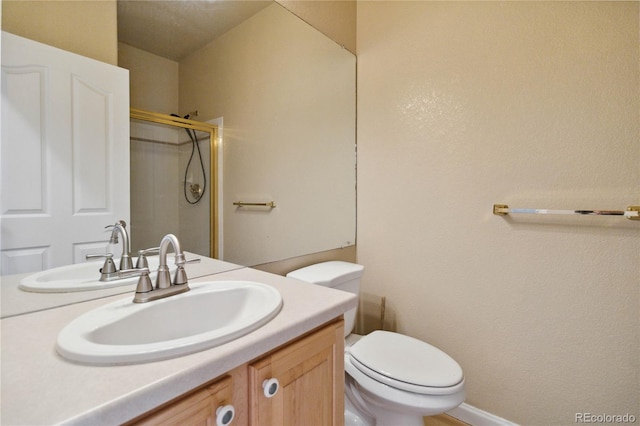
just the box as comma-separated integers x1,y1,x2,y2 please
107,220,132,270
86,220,134,281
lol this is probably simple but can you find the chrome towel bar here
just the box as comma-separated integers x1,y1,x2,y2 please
233,201,276,208
493,204,639,220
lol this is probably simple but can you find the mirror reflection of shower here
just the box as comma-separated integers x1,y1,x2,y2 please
171,111,207,205
130,116,212,257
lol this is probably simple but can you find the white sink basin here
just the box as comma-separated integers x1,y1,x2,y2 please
19,256,172,293
56,281,283,364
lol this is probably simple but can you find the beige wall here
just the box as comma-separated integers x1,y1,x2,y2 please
357,2,639,424
1,0,117,65
276,0,356,54
118,43,179,113
0,0,354,64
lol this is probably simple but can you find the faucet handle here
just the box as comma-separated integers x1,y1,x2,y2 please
172,257,201,285
86,253,116,274
86,252,113,260
135,247,160,269
119,268,154,302
172,256,202,267
104,220,126,230
173,264,189,286
119,267,152,294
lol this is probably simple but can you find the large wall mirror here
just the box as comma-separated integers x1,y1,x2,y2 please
120,1,356,267
0,0,355,318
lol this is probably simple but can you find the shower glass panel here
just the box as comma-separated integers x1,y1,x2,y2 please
130,116,214,257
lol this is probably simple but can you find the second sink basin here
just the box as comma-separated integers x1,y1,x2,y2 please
56,280,283,364
19,256,172,293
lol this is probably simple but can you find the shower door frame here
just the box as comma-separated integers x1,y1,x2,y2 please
130,108,219,259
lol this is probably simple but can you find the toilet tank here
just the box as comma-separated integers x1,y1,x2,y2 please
286,261,364,336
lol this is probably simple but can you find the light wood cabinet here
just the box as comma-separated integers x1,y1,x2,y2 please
130,319,344,426
248,318,344,426
133,376,235,426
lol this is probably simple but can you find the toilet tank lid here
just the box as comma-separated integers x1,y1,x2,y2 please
286,261,364,287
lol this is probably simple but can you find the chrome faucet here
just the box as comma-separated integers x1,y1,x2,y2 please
127,233,198,303
106,220,133,270
156,233,187,289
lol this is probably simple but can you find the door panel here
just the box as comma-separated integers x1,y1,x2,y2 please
1,31,130,274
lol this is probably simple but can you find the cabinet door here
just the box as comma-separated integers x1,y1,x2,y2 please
131,375,235,426
248,320,345,426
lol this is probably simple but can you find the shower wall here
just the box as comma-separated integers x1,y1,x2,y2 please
129,121,211,256
130,122,180,253
121,43,212,257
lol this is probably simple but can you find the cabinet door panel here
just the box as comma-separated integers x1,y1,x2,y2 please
283,356,332,424
132,375,233,426
249,320,344,426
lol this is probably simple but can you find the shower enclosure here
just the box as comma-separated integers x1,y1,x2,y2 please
129,109,218,258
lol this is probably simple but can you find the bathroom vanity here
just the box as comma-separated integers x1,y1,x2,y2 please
131,319,344,425
0,261,356,425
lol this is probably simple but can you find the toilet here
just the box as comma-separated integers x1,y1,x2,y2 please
287,261,465,426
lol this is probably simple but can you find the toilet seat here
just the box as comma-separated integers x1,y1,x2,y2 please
344,355,466,417
347,331,464,396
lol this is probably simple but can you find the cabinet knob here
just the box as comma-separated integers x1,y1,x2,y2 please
262,378,280,398
215,404,235,426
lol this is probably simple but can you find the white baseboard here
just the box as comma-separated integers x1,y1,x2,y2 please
447,403,519,426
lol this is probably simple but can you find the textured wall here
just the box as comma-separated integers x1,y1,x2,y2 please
357,2,639,424
2,0,117,65
118,43,179,114
276,0,357,54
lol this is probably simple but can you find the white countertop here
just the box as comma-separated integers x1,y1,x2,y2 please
0,263,356,425
0,253,243,319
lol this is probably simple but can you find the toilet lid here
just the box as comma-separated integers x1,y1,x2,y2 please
348,330,463,389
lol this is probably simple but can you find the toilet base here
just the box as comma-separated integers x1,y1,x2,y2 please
345,375,454,426
345,396,372,426
344,392,425,426
366,404,425,426
345,375,375,426
345,361,465,426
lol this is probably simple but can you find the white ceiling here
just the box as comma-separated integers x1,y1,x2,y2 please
117,0,272,61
